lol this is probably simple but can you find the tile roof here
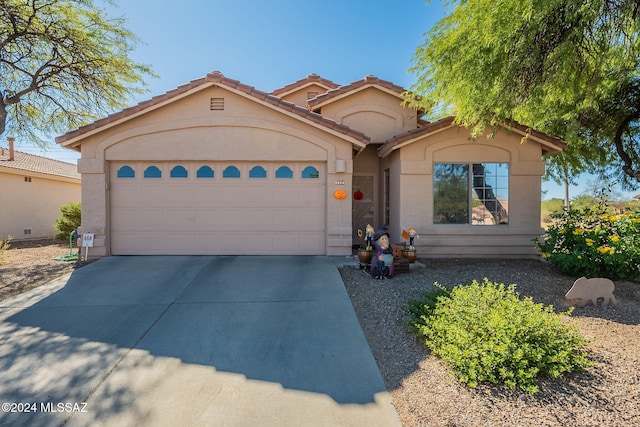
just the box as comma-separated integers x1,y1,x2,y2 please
56,71,370,149
306,75,409,110
270,74,340,97
0,148,80,180
378,116,567,157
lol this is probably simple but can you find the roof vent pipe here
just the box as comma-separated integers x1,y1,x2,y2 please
7,136,15,161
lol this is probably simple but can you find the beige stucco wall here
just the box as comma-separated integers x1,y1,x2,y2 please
75,84,355,257
278,83,333,107
389,126,547,258
318,88,418,142
0,169,81,240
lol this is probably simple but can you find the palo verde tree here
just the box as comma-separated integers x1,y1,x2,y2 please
409,0,640,190
0,0,155,145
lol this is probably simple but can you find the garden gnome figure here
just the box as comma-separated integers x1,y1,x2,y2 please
408,227,418,250
365,224,374,250
370,228,394,279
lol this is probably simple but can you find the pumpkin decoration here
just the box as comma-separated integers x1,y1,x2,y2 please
334,189,347,200
353,190,363,200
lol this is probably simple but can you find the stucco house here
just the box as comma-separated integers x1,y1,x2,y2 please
0,142,81,241
56,71,565,258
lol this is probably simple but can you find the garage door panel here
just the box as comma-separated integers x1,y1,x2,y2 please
193,211,221,227
272,210,297,230
245,186,273,205
193,186,219,207
166,186,193,205
110,162,326,255
299,209,325,230
193,233,223,253
272,187,296,205
219,210,249,229
167,211,196,231
140,185,166,199
244,209,274,230
140,210,167,229
299,234,325,253
299,186,325,206
218,186,246,207
111,210,141,230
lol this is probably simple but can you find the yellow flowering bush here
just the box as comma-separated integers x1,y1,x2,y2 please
535,207,640,281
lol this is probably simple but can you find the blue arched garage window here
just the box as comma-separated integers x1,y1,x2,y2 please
275,166,293,179
223,165,240,178
302,166,319,179
117,165,135,178
170,165,188,178
249,166,267,178
144,166,162,178
196,166,214,178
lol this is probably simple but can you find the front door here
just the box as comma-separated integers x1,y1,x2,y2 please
352,175,374,247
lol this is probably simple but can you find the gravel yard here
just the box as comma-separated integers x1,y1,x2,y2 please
2,242,639,426
340,258,640,427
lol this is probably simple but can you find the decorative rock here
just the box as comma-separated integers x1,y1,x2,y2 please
565,277,618,307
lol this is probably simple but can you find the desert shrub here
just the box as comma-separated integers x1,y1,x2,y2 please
54,202,81,240
406,279,592,394
0,236,12,265
535,206,640,281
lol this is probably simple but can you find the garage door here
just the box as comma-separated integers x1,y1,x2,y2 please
110,162,326,255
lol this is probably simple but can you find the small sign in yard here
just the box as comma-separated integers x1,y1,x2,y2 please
81,233,94,259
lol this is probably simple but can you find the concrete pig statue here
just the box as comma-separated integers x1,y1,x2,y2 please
565,277,617,307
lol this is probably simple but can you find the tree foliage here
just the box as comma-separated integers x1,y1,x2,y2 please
53,202,81,240
410,0,640,188
0,0,155,145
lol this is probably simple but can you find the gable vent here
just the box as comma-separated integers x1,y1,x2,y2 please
210,97,225,110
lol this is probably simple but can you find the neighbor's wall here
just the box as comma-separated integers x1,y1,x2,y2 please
0,169,81,240
396,126,546,258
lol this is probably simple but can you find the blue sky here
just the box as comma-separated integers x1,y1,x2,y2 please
11,0,638,200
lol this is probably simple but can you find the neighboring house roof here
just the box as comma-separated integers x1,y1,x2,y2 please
307,75,408,111
378,116,567,157
56,71,370,151
270,73,340,97
0,148,80,180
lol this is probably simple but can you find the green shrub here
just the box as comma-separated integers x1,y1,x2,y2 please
535,206,640,281
0,236,12,265
406,279,592,394
54,202,81,240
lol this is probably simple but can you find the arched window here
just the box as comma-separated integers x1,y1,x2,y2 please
170,165,188,178
196,166,214,178
249,166,267,178
223,165,241,178
144,166,162,178
275,166,293,179
301,166,319,179
117,165,135,178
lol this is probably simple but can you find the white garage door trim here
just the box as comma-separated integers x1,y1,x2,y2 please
109,161,326,255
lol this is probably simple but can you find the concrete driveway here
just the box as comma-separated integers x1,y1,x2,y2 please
0,256,401,427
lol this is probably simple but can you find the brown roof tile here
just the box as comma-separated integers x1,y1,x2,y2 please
378,116,566,157
0,149,80,180
270,74,340,97
307,74,409,110
56,71,370,149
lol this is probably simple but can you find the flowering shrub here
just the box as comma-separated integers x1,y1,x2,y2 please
535,207,640,281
